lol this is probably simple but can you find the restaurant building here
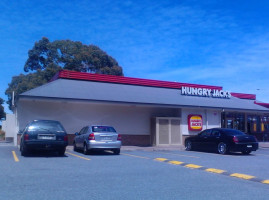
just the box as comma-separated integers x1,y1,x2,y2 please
13,70,269,146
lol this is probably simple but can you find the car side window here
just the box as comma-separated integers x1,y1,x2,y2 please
83,127,89,134
200,129,212,136
79,127,85,135
212,130,221,137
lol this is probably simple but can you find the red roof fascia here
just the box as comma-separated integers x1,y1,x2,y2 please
254,101,269,108
56,70,223,90
231,92,256,100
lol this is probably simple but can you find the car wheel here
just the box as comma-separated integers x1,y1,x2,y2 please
217,142,228,155
83,144,89,155
113,148,120,155
242,150,251,155
185,140,192,151
58,148,66,156
20,144,28,156
73,142,77,152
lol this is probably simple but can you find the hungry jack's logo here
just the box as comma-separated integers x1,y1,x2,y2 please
188,115,203,131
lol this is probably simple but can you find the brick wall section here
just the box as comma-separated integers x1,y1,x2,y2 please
121,135,151,146
67,134,151,146
17,134,151,146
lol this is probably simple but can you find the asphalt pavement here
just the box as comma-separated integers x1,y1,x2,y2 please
1,144,269,200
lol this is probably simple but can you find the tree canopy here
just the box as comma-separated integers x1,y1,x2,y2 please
5,37,124,110
0,98,6,120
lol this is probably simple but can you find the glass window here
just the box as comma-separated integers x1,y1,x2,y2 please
28,120,65,132
92,126,116,132
223,129,245,136
247,115,259,133
79,127,85,135
199,129,211,136
222,112,245,132
212,130,221,137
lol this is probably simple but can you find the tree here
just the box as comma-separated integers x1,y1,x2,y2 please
0,98,6,120
24,37,123,75
5,37,124,110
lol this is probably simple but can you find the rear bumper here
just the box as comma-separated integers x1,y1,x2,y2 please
24,141,68,150
88,141,121,150
229,142,259,152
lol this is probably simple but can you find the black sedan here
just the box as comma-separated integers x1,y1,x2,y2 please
185,128,259,155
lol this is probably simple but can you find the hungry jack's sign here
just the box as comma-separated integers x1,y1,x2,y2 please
188,115,203,131
181,86,231,99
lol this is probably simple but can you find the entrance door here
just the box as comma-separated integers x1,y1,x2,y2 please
226,118,234,129
156,117,181,145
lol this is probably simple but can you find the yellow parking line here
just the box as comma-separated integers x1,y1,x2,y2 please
262,180,269,184
185,164,203,169
12,151,19,162
155,158,168,162
121,153,150,159
168,160,184,165
230,173,255,180
159,152,199,158
65,152,90,161
205,168,226,174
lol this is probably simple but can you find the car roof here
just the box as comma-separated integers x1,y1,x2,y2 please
33,120,61,123
90,125,114,127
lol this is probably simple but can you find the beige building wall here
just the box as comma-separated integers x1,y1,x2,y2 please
181,108,221,137
16,99,180,145
2,113,16,142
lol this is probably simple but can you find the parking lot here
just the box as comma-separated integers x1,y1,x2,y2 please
1,144,269,200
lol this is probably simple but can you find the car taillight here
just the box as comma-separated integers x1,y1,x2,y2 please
64,135,68,142
117,134,122,141
88,133,95,140
233,136,239,143
24,134,29,141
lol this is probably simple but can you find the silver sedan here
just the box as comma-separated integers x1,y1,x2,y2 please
73,125,121,155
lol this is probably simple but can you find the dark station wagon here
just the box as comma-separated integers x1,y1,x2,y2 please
20,120,68,156
185,128,259,155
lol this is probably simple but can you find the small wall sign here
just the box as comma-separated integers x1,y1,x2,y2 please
188,115,203,131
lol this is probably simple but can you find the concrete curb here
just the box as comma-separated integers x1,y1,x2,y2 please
259,142,269,148
66,145,185,151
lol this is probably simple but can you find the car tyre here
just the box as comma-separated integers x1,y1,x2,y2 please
20,143,28,156
73,142,78,152
113,148,120,155
83,144,89,155
58,148,66,156
242,150,251,155
217,142,228,155
185,140,192,151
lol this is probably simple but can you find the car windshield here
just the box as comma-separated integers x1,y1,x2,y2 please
92,126,116,132
223,129,245,136
28,121,65,132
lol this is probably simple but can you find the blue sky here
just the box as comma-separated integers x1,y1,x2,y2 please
1,0,269,113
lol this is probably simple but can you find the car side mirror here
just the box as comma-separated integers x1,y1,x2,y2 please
18,130,23,134
75,132,79,136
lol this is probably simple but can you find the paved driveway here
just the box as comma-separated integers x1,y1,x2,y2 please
1,145,269,200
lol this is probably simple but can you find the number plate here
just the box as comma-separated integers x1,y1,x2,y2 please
247,145,252,148
102,136,112,141
38,135,56,140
